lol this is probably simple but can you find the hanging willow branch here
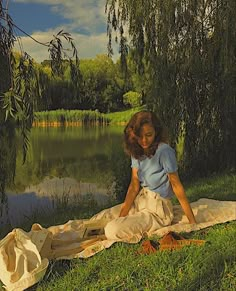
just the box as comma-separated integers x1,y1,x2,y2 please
106,0,236,176
0,0,81,163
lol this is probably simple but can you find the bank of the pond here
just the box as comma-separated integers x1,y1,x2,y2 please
0,172,235,290
33,107,145,126
6,172,236,234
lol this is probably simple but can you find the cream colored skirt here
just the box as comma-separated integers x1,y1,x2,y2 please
90,188,174,242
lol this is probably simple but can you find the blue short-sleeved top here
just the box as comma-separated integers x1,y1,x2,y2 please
131,143,178,198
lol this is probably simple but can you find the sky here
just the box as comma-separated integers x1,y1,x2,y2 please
8,0,119,62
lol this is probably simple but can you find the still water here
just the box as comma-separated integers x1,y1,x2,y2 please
2,126,125,228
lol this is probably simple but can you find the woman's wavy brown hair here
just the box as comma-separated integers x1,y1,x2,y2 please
124,111,167,159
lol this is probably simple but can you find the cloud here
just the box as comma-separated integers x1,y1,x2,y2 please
14,28,119,62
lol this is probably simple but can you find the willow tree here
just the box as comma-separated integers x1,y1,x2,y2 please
106,0,236,177
0,0,80,204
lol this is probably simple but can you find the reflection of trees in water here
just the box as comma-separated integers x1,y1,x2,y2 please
0,121,122,228
12,154,114,192
10,127,123,192
1,124,122,218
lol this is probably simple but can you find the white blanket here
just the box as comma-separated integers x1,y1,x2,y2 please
0,198,235,291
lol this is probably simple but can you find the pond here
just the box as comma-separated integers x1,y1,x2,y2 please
1,125,125,229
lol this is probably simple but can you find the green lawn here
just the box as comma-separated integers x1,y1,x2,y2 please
36,223,236,291
105,106,146,124
1,172,235,290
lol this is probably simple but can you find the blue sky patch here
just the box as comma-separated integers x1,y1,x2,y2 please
9,2,71,36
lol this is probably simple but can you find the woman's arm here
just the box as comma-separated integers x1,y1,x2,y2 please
168,172,197,224
119,168,140,217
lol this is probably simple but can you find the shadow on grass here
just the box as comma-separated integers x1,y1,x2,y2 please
26,260,73,291
173,172,236,204
174,242,236,291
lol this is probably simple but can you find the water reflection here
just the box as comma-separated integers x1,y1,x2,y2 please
11,126,123,191
1,191,53,228
1,176,114,229
1,126,124,230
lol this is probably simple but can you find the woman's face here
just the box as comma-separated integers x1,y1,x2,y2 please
137,123,156,150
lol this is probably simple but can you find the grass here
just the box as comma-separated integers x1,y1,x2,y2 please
36,224,236,290
34,109,109,125
0,172,235,290
172,171,236,205
34,107,145,126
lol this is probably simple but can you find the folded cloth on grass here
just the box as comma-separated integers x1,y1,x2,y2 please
158,231,206,251
138,231,206,254
0,198,235,290
138,231,206,255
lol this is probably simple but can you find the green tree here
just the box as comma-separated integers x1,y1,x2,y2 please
106,0,236,177
80,54,124,112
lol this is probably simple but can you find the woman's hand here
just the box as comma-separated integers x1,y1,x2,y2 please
168,172,197,224
119,204,130,217
119,168,140,217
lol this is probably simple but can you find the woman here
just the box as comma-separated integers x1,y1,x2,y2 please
91,111,196,242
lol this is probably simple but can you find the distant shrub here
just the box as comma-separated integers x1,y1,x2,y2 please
123,91,142,108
